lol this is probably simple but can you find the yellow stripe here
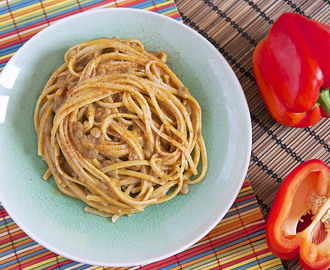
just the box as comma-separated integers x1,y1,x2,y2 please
144,0,174,10
0,0,76,23
0,52,14,61
220,245,267,265
199,262,222,270
0,2,40,20
43,0,78,13
244,257,283,270
23,256,59,270
260,258,284,269
223,258,257,270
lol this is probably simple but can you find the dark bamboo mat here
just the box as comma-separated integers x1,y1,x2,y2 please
175,0,330,269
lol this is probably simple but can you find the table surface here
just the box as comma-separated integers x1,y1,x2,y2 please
1,0,329,269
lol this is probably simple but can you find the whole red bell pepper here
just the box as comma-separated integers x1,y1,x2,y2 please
253,13,330,127
266,159,330,270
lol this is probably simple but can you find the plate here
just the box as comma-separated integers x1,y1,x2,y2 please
0,8,251,267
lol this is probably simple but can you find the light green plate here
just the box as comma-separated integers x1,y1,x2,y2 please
0,8,251,267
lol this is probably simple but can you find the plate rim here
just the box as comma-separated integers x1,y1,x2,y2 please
0,7,252,267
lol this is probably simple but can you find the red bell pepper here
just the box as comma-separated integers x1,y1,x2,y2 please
253,13,330,127
266,159,330,270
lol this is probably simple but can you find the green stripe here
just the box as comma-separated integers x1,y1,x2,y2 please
183,256,218,270
12,235,31,245
236,189,253,198
0,235,31,249
0,21,16,32
0,0,25,9
43,1,80,17
0,221,16,229
37,256,67,268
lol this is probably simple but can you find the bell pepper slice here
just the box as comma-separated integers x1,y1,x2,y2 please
266,159,330,270
253,13,330,127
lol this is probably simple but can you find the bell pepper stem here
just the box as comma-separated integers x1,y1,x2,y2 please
318,88,330,117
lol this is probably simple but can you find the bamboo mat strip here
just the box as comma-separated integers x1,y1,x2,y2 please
175,0,329,269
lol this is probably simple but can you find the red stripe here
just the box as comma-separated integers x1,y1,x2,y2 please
0,209,9,216
0,34,32,50
1,202,22,269
48,10,81,23
0,57,11,65
6,0,23,46
234,194,255,203
0,232,28,245
81,1,114,11
206,233,222,269
117,0,147,7
142,256,179,269
175,242,215,262
241,180,250,188
208,224,266,247
169,13,180,20
233,203,263,269
18,253,59,269
221,249,269,268
0,20,48,40
44,258,74,270
145,3,176,12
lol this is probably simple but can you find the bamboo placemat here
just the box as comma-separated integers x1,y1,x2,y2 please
175,0,330,269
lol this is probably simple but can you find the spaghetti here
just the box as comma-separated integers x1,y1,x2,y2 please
34,37,207,221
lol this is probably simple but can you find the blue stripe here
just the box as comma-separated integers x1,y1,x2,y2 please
234,197,256,207
237,254,284,269
47,6,80,20
0,26,16,36
0,217,13,226
161,230,266,269
213,230,265,252
3,0,40,13
0,44,22,57
128,1,155,9
159,249,216,270
60,261,83,269
15,247,49,265
157,6,176,13
0,240,36,257
237,202,262,213
0,17,47,36
0,6,9,15
159,262,181,270
79,0,107,9
237,259,261,269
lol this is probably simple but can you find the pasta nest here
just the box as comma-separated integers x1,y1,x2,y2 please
34,37,207,221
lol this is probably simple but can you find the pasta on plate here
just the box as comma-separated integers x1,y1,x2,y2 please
34,37,207,221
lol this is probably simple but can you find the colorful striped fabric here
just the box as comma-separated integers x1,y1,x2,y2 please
0,0,283,269
0,178,283,269
0,0,180,71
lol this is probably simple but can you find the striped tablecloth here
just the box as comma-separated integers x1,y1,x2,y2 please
1,178,282,269
4,0,324,269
